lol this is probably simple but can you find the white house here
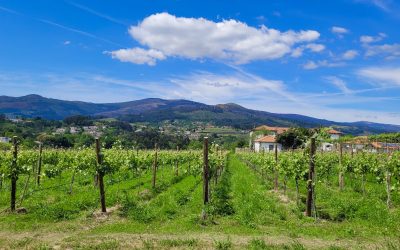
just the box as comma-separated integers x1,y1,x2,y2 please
55,128,66,134
321,129,344,151
327,129,343,140
369,142,400,153
250,125,289,149
321,142,334,151
342,136,368,152
0,137,11,143
69,127,80,134
254,135,282,152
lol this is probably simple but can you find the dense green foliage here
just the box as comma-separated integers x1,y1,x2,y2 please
238,150,400,221
0,147,399,248
276,127,312,149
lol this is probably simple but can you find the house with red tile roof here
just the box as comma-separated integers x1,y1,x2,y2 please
322,128,344,151
327,129,343,140
253,135,282,152
250,125,289,151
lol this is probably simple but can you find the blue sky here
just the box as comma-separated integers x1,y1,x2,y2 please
1,0,400,124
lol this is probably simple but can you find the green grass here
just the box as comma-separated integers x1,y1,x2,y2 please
247,239,307,250
0,154,400,249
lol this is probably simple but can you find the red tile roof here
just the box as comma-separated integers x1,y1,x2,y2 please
253,125,289,135
371,142,400,150
254,135,277,143
327,129,343,135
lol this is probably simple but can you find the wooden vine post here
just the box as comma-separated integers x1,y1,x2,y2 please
95,138,107,213
202,137,209,220
10,136,18,212
37,142,43,186
215,146,221,185
203,137,209,205
386,143,392,208
274,143,279,192
306,137,316,217
152,143,158,189
188,150,191,174
339,143,344,191
175,146,179,176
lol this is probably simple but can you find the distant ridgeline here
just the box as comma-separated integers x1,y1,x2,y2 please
0,95,400,135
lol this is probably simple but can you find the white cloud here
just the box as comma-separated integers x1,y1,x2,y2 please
65,1,128,26
306,43,325,52
325,76,352,94
0,5,124,47
331,26,349,36
256,15,266,21
360,33,386,43
356,0,391,11
303,61,318,69
272,11,281,17
167,69,304,106
291,47,304,58
63,40,71,45
364,43,400,59
167,71,400,124
342,50,358,60
111,12,321,65
303,60,344,70
0,5,20,15
291,43,325,58
359,33,399,59
0,72,163,103
370,0,390,11
357,67,400,86
108,48,166,66
39,19,124,47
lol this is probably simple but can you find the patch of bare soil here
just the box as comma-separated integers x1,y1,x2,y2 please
92,204,121,221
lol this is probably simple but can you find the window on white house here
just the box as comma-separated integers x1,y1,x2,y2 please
269,145,274,151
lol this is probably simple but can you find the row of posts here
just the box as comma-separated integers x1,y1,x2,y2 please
8,136,212,215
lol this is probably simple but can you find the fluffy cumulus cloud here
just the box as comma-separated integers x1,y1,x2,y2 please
108,48,166,66
110,12,321,65
358,67,400,86
342,50,358,60
331,26,349,37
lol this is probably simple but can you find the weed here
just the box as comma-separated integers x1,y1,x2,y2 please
214,238,233,250
248,239,269,249
159,238,198,247
142,239,155,250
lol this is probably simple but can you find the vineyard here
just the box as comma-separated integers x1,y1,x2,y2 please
0,137,400,249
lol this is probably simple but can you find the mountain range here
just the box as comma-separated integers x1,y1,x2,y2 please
1,94,399,135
